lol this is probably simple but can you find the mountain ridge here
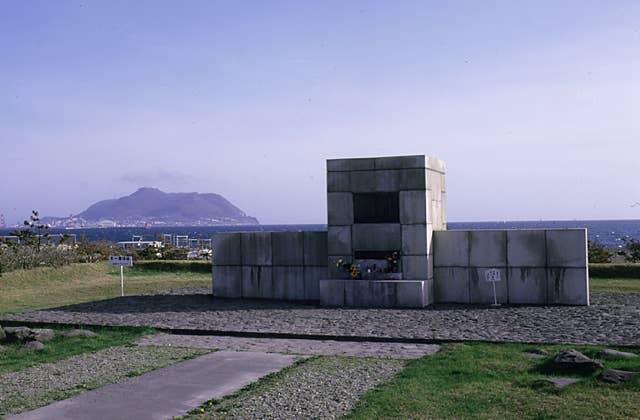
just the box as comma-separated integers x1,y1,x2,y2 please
43,187,259,227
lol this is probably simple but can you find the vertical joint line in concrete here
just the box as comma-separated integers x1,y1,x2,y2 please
544,230,549,304
504,231,509,304
466,231,471,303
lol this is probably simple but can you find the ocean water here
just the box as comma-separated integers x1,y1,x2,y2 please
1,220,639,247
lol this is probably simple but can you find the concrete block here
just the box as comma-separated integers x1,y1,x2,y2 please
440,194,447,230
258,267,274,299
272,232,304,265
469,230,507,267
345,280,396,307
303,266,326,300
304,231,328,266
400,168,428,190
328,226,352,255
242,266,272,299
319,279,345,306
426,156,445,173
547,268,589,305
352,223,401,251
374,155,425,170
402,224,429,255
212,266,242,298
433,230,469,267
273,266,305,300
430,199,444,230
327,171,351,192
507,230,546,267
546,229,587,268
427,170,442,194
327,192,353,225
434,267,470,303
469,268,508,304
396,281,427,307
212,233,242,265
424,278,435,305
349,170,376,192
371,281,397,307
426,223,434,255
399,190,428,224
241,232,272,266
374,170,403,192
328,255,351,279
327,157,375,172
508,268,547,304
402,255,430,279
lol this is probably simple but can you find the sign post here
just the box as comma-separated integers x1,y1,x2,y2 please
484,268,501,307
109,256,133,296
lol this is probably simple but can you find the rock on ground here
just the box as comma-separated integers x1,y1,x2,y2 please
32,329,55,342
21,341,44,351
62,329,97,338
597,349,638,359
599,368,638,384
539,377,579,388
3,327,54,343
553,349,603,373
3,327,37,343
0,323,5,341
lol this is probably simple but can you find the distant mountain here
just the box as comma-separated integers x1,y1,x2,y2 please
43,187,259,228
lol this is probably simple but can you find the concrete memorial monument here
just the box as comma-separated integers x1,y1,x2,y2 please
212,155,588,307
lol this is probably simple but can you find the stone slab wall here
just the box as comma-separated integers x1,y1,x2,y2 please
212,231,327,301
433,229,589,305
326,155,445,282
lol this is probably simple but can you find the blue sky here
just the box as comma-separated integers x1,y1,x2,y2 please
1,1,638,224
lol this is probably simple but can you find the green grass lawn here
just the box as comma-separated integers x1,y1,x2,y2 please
589,277,640,294
347,343,640,420
0,262,211,315
0,325,154,374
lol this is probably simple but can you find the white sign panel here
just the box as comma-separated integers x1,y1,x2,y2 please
484,268,501,283
109,256,133,267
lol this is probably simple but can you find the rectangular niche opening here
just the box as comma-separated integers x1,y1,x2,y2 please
354,249,401,280
353,192,399,223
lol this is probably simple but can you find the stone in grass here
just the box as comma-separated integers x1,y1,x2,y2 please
3,327,37,343
599,368,638,384
597,349,638,359
524,349,547,359
553,349,603,374
32,328,55,342
540,377,579,388
21,341,45,351
62,329,97,338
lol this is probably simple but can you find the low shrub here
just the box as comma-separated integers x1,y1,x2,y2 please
587,240,612,263
589,263,640,279
132,260,211,273
0,245,77,273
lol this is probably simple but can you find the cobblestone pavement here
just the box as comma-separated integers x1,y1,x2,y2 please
2,291,639,346
137,333,441,359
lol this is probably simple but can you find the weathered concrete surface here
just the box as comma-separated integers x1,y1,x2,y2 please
8,351,298,420
434,229,589,305
137,334,441,359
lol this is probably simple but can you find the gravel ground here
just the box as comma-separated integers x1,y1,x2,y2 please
138,333,441,359
0,345,208,417
2,291,638,346
182,356,405,420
